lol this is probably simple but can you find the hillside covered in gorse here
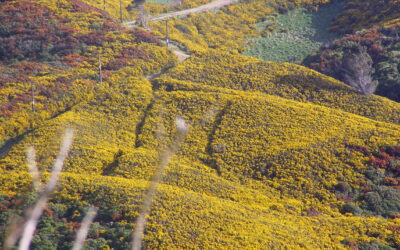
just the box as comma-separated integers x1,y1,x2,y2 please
1,0,400,249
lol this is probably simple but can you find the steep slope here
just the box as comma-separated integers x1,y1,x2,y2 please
3,170,400,248
304,23,400,102
0,0,176,144
158,51,400,124
331,0,400,33
2,51,400,248
299,0,400,102
2,1,400,249
148,0,333,52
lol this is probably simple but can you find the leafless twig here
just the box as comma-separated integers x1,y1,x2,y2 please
26,146,41,192
72,207,98,250
131,117,189,250
12,128,74,250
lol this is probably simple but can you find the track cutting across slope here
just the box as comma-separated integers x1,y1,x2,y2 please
124,0,239,25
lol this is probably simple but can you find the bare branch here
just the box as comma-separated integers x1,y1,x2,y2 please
131,117,189,250
26,146,41,192
341,46,378,95
72,207,98,250
17,128,74,250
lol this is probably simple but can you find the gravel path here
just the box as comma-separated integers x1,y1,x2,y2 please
124,0,239,25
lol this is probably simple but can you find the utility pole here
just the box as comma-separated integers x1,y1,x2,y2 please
31,82,35,114
98,53,103,84
165,20,169,48
30,81,35,135
120,0,123,23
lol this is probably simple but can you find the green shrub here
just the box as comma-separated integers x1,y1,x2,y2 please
337,145,400,218
359,242,394,250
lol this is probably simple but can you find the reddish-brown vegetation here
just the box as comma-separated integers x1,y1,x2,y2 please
104,46,149,70
304,25,400,101
0,0,80,62
129,28,163,46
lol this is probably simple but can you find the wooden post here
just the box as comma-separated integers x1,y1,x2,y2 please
166,20,169,48
31,82,35,114
103,0,106,10
98,54,103,84
120,0,123,23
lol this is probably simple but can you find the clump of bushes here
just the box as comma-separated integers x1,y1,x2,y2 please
0,0,81,63
304,25,400,100
0,193,134,249
0,0,163,64
104,46,149,70
341,238,394,250
0,0,171,143
335,144,400,218
330,0,400,34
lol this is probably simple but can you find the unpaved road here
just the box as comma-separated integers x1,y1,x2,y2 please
168,43,190,62
151,0,239,21
124,0,239,25
124,0,237,61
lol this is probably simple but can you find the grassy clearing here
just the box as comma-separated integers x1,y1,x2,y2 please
147,0,174,6
243,3,342,63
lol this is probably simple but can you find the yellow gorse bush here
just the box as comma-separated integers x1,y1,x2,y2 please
159,51,400,125
149,0,333,53
2,0,400,248
0,0,177,143
2,50,400,248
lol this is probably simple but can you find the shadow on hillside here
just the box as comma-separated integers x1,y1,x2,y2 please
310,0,345,43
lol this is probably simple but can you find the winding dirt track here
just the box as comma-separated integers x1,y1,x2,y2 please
124,0,238,25
124,0,239,60
168,43,190,62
